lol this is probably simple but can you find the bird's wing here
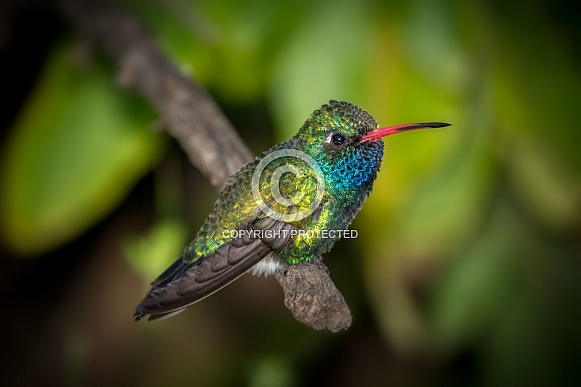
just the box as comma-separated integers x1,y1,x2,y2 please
134,216,294,321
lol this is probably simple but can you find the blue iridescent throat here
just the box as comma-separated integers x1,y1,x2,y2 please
318,141,384,194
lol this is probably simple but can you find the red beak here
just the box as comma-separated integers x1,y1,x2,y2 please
360,122,450,143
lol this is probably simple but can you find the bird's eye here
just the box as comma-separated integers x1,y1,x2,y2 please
331,133,346,146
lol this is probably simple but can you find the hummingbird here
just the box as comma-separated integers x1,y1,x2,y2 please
134,100,449,321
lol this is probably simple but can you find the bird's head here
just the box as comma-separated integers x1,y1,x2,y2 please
296,100,449,192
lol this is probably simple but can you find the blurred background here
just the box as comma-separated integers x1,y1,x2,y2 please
1,0,580,385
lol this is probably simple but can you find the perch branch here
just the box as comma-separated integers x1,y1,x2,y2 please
275,258,351,332
59,0,351,332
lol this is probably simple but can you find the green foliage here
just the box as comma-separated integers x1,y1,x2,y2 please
0,42,163,254
124,217,189,281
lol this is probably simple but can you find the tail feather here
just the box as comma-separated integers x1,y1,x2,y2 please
133,216,295,321
150,255,192,288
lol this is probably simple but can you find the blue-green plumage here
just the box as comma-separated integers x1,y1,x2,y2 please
134,100,449,321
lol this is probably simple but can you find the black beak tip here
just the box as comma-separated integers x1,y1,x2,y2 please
425,122,451,128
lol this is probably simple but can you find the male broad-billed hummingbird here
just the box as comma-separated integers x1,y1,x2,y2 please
134,100,449,321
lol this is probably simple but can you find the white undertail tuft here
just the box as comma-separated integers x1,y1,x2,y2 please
250,254,288,277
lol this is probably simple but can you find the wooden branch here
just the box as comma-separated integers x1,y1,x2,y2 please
59,0,351,332
275,259,351,332
60,0,252,187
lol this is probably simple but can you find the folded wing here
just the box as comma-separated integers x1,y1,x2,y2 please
134,216,293,321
